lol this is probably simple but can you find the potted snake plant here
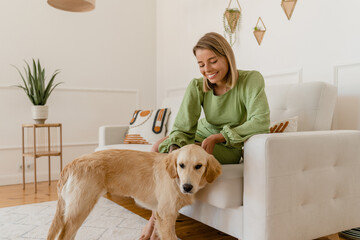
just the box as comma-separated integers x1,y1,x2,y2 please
13,59,62,124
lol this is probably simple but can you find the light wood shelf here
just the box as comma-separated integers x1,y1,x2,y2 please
21,123,63,193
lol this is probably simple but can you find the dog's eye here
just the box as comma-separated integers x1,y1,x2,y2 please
179,163,185,169
195,164,202,170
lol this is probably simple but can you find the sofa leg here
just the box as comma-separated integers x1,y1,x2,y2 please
314,233,339,240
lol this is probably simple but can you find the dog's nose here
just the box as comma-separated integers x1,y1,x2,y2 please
183,184,193,193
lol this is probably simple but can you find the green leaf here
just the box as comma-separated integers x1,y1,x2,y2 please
43,71,62,105
11,65,29,94
32,59,38,86
44,82,62,105
25,62,34,98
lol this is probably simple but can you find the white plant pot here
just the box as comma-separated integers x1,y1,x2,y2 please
32,105,48,124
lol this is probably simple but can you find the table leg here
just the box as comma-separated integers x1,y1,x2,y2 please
60,154,63,173
34,157,37,193
60,124,63,171
48,156,51,185
22,156,25,190
33,126,37,193
48,126,51,185
22,126,25,190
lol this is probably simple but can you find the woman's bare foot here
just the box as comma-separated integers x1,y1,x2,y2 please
139,214,156,240
150,227,160,240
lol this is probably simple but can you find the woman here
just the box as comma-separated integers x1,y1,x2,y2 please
140,32,270,240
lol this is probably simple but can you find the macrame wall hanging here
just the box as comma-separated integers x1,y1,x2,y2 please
253,17,266,45
281,0,297,20
223,0,242,46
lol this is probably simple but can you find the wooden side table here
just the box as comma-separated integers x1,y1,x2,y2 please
22,123,63,193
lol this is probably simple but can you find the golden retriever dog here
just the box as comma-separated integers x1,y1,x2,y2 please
47,144,222,240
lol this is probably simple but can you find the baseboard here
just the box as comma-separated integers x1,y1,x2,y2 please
0,171,60,186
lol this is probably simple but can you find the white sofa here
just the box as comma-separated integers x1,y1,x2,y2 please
96,81,360,240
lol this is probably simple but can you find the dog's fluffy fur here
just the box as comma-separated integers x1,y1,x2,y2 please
47,144,222,240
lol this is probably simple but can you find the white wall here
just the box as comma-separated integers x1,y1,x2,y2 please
2,0,359,186
156,0,360,130
0,0,156,185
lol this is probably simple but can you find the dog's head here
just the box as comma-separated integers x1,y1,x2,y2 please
165,144,222,195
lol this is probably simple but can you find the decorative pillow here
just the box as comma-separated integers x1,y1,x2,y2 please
123,108,171,144
270,116,298,133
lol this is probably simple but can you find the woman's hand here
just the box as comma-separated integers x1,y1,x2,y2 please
201,133,225,155
151,136,168,152
169,144,180,153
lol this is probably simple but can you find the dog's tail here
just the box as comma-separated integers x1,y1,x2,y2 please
47,166,71,240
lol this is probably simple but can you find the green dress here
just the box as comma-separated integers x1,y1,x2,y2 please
159,70,270,164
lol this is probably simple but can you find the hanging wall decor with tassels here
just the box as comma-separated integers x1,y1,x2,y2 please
223,0,242,46
253,17,266,45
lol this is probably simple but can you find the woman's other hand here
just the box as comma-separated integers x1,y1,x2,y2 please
201,133,225,155
169,144,180,153
151,136,169,152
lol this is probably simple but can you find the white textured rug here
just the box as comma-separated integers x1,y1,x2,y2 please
0,197,148,240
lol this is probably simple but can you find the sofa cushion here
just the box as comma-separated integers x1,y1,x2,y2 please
270,116,298,133
95,144,153,152
124,108,171,144
265,81,337,131
195,163,244,208
161,96,183,134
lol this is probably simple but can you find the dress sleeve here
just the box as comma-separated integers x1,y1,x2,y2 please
220,72,270,148
158,79,203,153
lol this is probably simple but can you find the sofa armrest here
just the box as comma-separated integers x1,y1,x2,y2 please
243,130,360,240
98,125,129,146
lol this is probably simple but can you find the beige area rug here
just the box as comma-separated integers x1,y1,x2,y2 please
0,197,148,240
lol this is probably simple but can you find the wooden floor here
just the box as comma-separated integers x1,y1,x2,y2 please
0,181,349,240
0,180,58,208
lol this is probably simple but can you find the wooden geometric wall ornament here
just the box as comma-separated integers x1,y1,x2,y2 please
225,9,241,33
253,17,266,46
281,0,297,20
223,0,242,46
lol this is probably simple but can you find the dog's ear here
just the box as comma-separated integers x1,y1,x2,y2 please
205,155,222,183
165,151,178,179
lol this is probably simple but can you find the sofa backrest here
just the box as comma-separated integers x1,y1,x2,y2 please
161,81,338,134
161,95,185,134
265,81,337,131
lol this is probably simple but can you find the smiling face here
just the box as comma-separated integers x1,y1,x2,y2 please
195,48,229,87
165,145,222,195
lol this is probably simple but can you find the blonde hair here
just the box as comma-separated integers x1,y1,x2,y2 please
193,32,238,92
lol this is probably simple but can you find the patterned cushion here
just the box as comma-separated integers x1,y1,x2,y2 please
123,108,171,144
270,116,298,133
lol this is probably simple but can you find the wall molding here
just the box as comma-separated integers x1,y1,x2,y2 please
0,86,140,109
0,172,61,186
165,86,187,97
0,142,98,151
333,62,360,87
263,68,303,84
